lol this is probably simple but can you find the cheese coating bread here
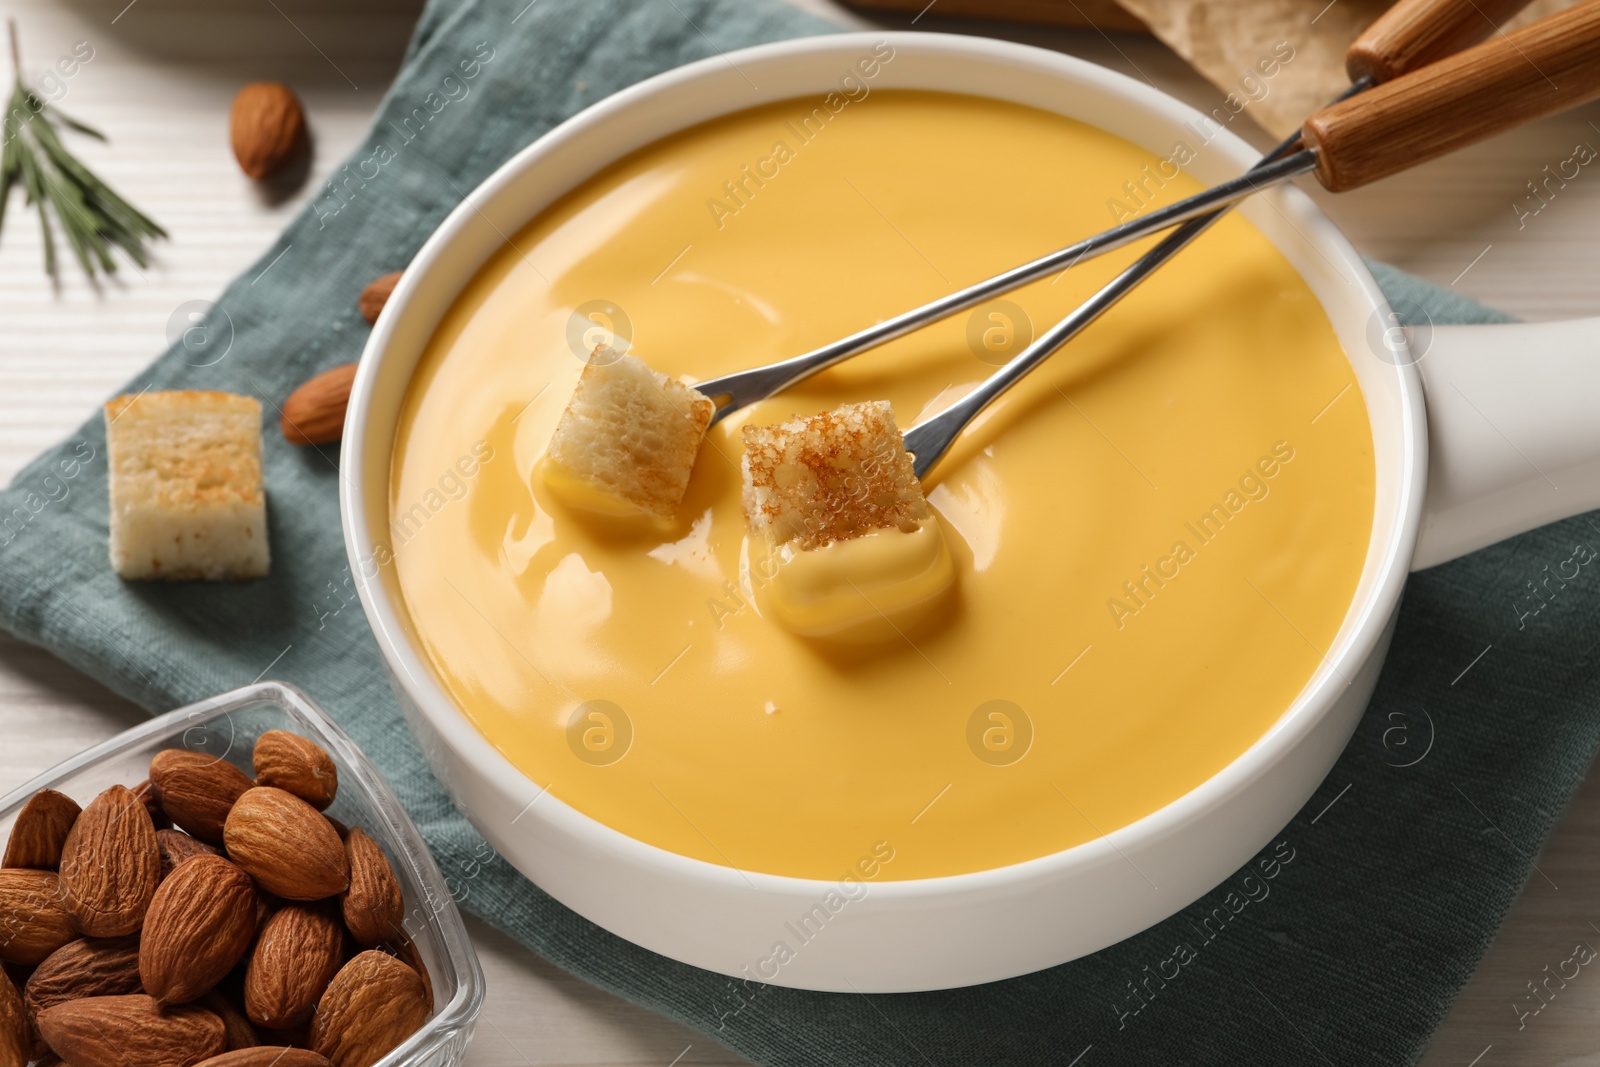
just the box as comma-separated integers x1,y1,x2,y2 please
104,390,270,580
741,400,929,551
544,349,715,521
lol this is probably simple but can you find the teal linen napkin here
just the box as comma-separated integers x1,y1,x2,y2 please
0,2,1578,1063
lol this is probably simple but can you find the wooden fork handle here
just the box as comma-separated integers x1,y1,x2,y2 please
1305,0,1600,192
1346,0,1536,83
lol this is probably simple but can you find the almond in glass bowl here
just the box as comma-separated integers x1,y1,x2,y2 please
0,682,483,1067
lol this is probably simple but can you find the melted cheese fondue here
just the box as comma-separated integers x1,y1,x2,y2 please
389,90,1374,881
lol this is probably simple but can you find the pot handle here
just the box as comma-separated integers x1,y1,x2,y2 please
1413,317,1600,568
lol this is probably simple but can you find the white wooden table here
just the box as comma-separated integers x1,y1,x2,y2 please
3,1,1599,1063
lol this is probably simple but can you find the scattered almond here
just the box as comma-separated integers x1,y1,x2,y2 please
148,750,255,844
340,829,402,948
155,829,221,881
2,790,80,871
243,905,344,1030
253,731,338,810
58,785,159,938
230,83,306,182
37,994,224,1067
0,870,77,965
200,991,261,1053
140,855,256,1007
309,952,427,1067
280,365,357,447
358,272,402,325
1,967,27,1067
195,1048,331,1067
24,936,142,1021
223,789,348,901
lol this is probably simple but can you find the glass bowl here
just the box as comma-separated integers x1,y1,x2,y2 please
0,680,484,1067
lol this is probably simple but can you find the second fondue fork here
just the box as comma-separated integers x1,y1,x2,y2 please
698,0,1590,477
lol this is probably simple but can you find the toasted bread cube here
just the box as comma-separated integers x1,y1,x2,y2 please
741,400,929,551
104,391,270,580
543,349,714,521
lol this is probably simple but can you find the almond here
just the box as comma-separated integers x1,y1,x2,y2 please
252,731,338,810
1,967,27,1067
340,829,402,948
58,785,159,938
358,272,402,326
308,952,427,1067
195,1048,331,1067
24,936,142,1020
200,991,261,1052
2,790,80,871
140,855,256,1006
243,905,343,1030
149,750,255,844
0,870,77,965
230,83,306,182
156,829,222,881
280,365,356,447
37,994,224,1067
223,789,347,901
379,937,432,1015
130,781,170,831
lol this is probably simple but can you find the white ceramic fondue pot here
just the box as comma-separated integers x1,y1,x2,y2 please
340,32,1600,992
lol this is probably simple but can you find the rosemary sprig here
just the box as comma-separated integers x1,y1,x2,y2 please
1,20,165,281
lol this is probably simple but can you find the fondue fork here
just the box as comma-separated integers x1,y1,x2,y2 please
904,0,1561,477
694,0,1593,476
